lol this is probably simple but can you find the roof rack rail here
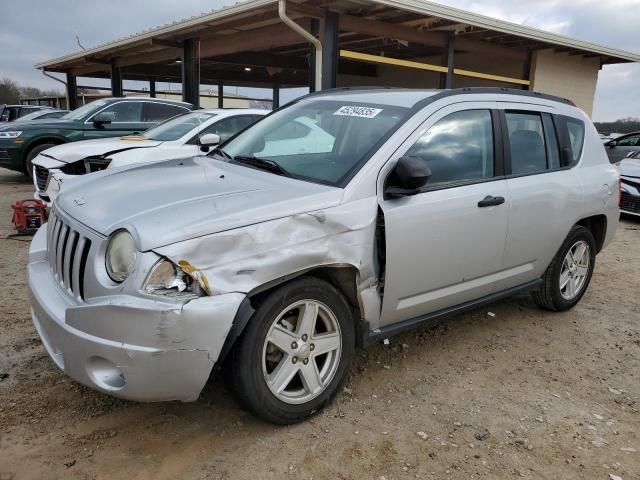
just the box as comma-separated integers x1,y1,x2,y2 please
281,86,576,111
431,87,576,106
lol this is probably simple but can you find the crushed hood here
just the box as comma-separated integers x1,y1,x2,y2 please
56,156,342,250
35,137,163,165
620,158,640,179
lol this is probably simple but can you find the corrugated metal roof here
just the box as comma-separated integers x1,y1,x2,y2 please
35,0,640,70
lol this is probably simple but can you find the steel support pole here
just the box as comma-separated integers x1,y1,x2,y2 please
66,72,78,110
111,61,123,97
182,38,200,107
439,32,455,89
320,12,339,90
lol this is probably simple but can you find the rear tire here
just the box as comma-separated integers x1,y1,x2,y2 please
227,277,355,424
532,225,596,311
24,143,56,179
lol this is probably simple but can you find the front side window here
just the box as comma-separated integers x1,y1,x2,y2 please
203,115,259,143
144,112,216,141
220,100,408,186
616,134,640,147
96,102,143,122
63,100,109,121
403,109,495,187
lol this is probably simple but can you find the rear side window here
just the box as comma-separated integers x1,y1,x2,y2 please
143,102,189,122
404,109,494,187
505,112,547,174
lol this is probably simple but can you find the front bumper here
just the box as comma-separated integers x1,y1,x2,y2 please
27,226,245,402
0,142,23,171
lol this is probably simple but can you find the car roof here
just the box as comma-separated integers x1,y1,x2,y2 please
199,108,270,115
100,96,194,107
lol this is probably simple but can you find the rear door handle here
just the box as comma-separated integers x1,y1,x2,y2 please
478,195,505,208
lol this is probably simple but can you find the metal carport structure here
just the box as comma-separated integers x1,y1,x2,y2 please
35,0,640,115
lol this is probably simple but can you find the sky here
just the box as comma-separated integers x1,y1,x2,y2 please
1,0,638,121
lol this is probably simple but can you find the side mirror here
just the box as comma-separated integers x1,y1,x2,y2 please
608,140,617,149
199,133,220,152
385,156,431,199
93,112,116,126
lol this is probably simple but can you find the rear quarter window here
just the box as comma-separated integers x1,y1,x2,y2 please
563,117,586,165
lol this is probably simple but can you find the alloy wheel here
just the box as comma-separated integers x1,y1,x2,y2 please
262,300,342,405
559,240,591,300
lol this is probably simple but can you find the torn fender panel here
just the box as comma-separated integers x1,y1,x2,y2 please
155,197,383,326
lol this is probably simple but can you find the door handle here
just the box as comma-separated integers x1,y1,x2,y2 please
478,195,505,208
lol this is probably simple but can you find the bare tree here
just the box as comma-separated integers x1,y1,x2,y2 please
0,77,21,104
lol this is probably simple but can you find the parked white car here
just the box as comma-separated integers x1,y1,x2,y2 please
32,109,267,204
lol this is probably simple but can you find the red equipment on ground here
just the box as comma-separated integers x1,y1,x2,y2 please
11,199,47,235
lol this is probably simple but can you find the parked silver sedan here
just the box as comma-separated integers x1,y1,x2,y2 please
27,88,619,424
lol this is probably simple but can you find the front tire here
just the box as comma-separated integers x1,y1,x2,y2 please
24,143,56,179
227,277,355,424
533,225,596,311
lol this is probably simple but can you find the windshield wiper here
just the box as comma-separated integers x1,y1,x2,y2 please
233,155,291,177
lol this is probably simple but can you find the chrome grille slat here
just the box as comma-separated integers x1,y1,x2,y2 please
56,225,69,281
71,237,87,294
47,210,92,300
63,231,78,290
46,212,57,262
49,218,62,271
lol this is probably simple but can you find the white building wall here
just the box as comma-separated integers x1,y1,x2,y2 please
530,49,601,116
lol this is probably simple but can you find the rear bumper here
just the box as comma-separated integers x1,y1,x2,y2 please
27,226,245,402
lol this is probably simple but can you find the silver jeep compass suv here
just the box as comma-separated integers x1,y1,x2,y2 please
28,88,619,424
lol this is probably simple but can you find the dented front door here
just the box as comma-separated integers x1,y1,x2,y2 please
378,103,509,326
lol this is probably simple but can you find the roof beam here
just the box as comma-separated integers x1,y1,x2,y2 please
338,14,528,61
151,38,183,49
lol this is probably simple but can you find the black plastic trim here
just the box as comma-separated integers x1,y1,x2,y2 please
491,109,505,176
214,296,256,369
364,279,543,346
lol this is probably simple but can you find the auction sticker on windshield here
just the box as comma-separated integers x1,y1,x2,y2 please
334,106,383,118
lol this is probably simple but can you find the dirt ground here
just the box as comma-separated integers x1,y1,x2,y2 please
0,166,638,480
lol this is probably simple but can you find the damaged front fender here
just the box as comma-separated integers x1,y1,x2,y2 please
155,196,383,329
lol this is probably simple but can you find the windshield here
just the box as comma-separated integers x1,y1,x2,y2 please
62,100,109,121
142,111,216,141
221,99,408,186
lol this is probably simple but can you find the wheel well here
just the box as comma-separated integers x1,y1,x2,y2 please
249,266,363,327
576,215,607,253
23,138,64,162
216,266,365,368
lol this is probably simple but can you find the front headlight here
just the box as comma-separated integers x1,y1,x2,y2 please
143,259,203,298
105,230,137,282
0,131,22,139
